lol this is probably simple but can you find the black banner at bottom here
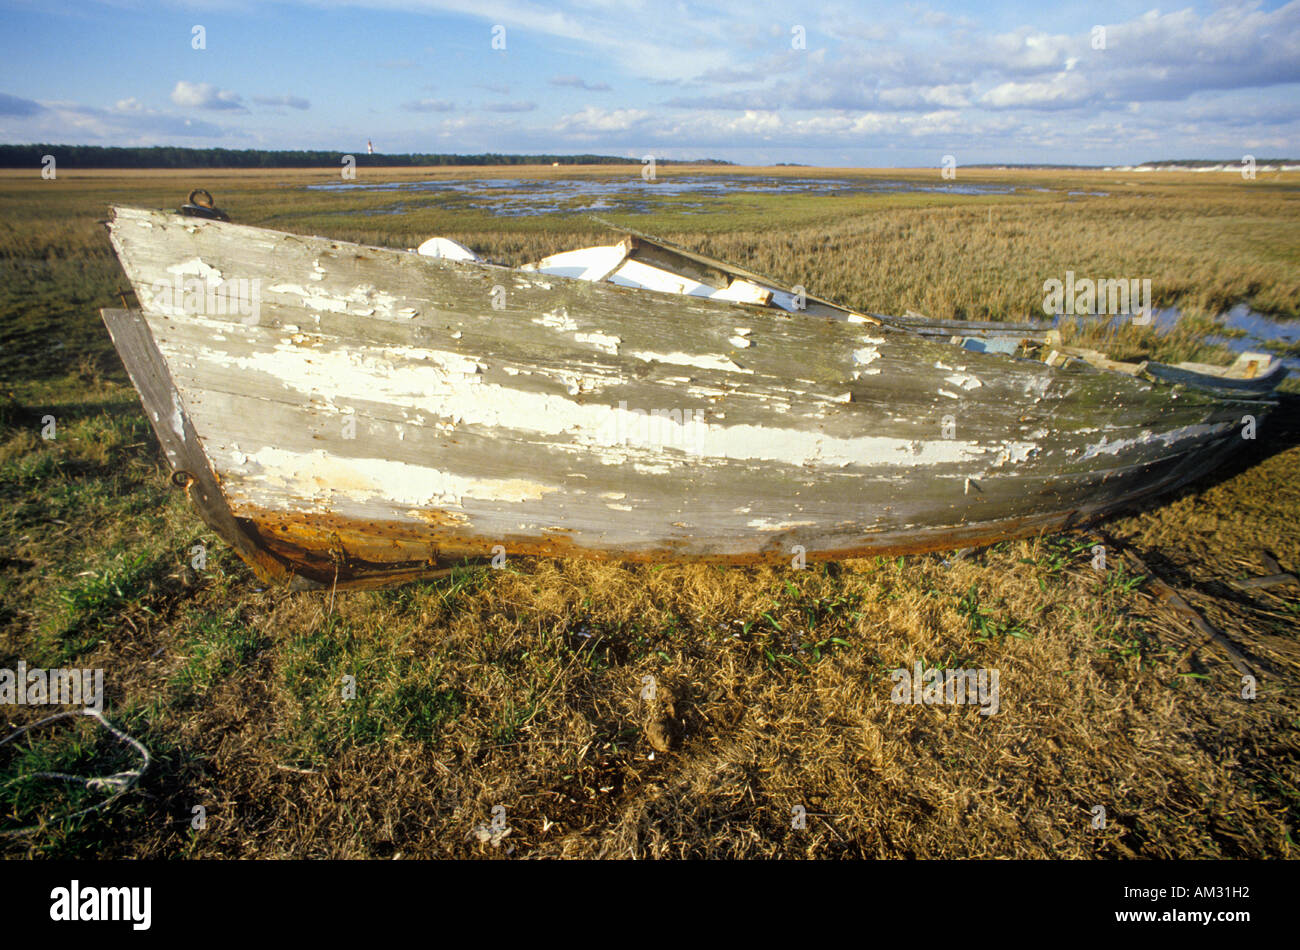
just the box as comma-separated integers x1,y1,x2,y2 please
0,858,1284,937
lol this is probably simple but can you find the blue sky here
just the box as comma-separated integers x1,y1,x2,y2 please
1,0,1297,166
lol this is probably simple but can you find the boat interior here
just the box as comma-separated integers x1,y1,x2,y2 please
410,223,1285,396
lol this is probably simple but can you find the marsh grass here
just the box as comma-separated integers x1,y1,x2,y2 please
0,166,1296,857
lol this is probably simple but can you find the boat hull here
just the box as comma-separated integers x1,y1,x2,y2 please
105,207,1270,588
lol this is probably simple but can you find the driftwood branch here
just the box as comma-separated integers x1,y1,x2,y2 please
1107,541,1257,679
1231,553,1298,591
1233,573,1299,591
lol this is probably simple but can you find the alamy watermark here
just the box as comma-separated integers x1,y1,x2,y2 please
1043,271,1151,325
890,662,999,716
1,662,104,711
598,402,709,455
50,880,150,930
149,275,262,325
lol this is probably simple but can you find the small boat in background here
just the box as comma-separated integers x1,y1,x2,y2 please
103,200,1285,589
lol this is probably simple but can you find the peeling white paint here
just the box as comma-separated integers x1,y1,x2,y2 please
1022,376,1052,398
265,281,403,320
1081,422,1232,459
747,518,816,531
991,443,1037,467
555,373,600,396
232,446,558,508
166,257,222,286
267,283,349,314
573,331,621,355
169,391,186,439
632,462,673,475
533,308,578,332
944,373,982,390
628,350,752,374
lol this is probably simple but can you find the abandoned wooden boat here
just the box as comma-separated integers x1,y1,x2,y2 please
103,201,1286,589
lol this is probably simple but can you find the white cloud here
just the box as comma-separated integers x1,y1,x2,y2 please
555,106,649,132
170,81,246,111
981,72,1090,109
878,84,973,109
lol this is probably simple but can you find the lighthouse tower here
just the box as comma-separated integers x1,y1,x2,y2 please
367,140,374,155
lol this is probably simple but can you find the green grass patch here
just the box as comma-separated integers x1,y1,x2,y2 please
35,547,164,664
168,609,269,707
275,616,464,765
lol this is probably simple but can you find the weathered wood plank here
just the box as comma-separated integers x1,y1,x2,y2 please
148,310,1239,455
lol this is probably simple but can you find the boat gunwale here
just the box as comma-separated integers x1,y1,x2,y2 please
108,205,1287,398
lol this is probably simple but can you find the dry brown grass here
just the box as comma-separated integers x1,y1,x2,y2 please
4,433,1297,858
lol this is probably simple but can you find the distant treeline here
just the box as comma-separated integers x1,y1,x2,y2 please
0,144,733,169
